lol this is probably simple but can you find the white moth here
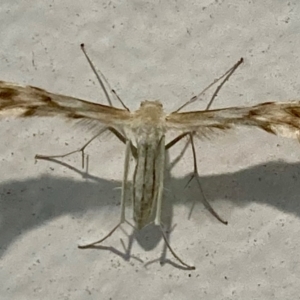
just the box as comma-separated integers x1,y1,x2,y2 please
1,49,300,270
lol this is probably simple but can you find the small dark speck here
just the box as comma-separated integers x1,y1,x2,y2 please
188,273,191,277
85,288,92,295
225,276,228,280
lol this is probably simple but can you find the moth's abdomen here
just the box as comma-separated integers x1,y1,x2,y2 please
133,135,164,229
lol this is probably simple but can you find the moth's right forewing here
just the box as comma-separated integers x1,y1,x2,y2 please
165,108,234,139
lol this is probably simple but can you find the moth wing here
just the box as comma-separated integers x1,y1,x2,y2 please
0,81,132,130
166,101,300,141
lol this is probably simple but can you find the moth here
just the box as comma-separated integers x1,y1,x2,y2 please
1,51,300,270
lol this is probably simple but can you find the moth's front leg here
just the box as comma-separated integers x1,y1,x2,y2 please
35,127,130,168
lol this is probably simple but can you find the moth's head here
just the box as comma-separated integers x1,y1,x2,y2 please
139,100,163,109
136,100,164,123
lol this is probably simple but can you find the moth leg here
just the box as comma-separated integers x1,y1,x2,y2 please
166,133,227,224
187,133,228,225
35,127,129,168
165,132,189,150
155,136,195,270
78,140,131,248
159,226,195,270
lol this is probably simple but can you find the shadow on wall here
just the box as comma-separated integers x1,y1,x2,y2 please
1,159,300,260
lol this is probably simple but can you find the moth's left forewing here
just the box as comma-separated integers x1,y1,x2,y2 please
166,101,300,141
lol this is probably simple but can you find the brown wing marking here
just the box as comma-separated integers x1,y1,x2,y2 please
0,81,131,127
166,101,300,140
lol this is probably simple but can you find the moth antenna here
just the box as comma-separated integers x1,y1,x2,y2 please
112,89,130,111
80,43,113,106
205,57,244,111
174,57,244,113
80,43,129,111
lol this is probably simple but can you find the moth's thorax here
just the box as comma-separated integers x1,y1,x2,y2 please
128,100,166,142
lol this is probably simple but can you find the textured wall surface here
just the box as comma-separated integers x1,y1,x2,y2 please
0,1,300,299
